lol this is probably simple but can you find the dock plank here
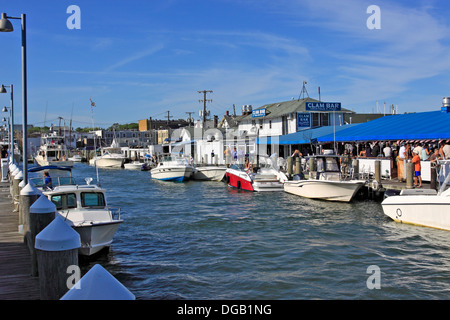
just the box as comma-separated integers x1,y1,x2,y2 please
0,182,40,300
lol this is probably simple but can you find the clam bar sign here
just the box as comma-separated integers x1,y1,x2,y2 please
252,108,266,118
305,102,341,112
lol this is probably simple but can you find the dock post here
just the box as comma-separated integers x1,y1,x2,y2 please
375,160,381,184
9,165,18,197
20,183,41,240
12,170,23,213
352,159,359,179
35,216,81,300
430,165,437,190
60,264,135,300
295,157,301,175
406,162,414,189
29,194,56,277
287,156,293,178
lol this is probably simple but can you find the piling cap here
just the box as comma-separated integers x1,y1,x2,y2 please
60,264,135,300
14,170,23,180
30,194,55,213
35,216,81,251
20,182,41,195
9,164,17,172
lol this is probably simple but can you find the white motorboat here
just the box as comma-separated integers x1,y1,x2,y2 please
68,154,83,162
124,160,153,171
124,161,144,170
150,156,193,182
192,166,227,181
284,154,364,202
90,148,126,168
34,132,74,167
381,160,450,230
28,165,123,256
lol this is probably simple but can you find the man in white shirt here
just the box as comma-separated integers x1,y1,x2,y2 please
383,142,392,158
397,143,406,181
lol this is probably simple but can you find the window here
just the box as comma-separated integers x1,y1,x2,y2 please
320,113,329,126
311,113,320,127
50,193,77,210
81,192,106,208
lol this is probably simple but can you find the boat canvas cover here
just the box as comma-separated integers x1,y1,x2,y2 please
256,124,358,145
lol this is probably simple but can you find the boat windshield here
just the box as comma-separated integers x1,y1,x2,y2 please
30,176,77,188
230,164,244,170
316,157,340,172
50,193,77,210
81,192,106,208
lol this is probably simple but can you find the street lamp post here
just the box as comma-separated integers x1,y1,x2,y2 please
1,84,14,164
0,13,28,182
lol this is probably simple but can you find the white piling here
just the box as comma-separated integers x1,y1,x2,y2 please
61,264,135,300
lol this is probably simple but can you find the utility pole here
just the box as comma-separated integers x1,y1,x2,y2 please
186,112,194,127
198,90,212,128
166,110,172,125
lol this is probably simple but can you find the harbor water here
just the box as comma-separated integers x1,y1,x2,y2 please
57,163,450,300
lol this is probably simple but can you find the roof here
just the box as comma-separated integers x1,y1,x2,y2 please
240,98,353,122
257,124,358,145
317,110,450,142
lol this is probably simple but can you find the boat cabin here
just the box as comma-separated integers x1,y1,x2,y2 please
308,155,341,180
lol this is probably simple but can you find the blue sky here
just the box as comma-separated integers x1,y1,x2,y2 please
2,0,450,129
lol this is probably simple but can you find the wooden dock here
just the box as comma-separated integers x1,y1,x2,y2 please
0,182,40,300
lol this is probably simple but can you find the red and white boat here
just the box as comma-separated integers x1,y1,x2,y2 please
225,162,288,192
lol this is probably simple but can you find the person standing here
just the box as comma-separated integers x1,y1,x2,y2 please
383,142,392,158
397,143,406,181
412,150,422,188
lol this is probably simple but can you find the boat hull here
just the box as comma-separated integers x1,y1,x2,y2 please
35,155,74,168
124,162,144,170
91,157,124,168
151,166,193,182
382,194,450,230
192,166,226,181
74,221,123,256
253,179,284,192
284,179,364,202
226,170,254,191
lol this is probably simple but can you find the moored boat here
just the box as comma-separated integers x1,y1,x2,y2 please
381,160,450,230
150,155,193,182
226,157,287,192
192,165,227,181
28,165,123,256
34,132,74,167
283,153,364,202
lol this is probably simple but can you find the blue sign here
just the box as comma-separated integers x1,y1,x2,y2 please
252,108,266,117
305,102,341,111
297,112,310,129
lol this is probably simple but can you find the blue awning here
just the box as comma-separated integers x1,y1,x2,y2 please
317,110,450,142
256,124,358,145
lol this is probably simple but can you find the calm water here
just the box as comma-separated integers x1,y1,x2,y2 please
64,163,450,300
